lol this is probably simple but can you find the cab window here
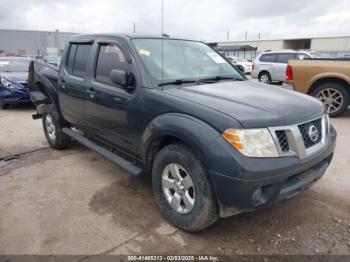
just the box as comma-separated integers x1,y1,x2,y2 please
66,44,77,74
66,43,92,78
95,43,127,85
73,45,92,77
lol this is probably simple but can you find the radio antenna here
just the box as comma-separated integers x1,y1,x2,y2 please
161,0,164,86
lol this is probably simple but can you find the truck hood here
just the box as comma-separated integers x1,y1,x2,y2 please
163,80,324,128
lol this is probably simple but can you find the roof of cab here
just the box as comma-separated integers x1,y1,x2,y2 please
70,33,198,42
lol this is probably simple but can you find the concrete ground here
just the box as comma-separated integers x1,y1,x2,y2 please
0,105,350,256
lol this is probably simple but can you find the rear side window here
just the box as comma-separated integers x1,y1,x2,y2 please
276,53,297,63
66,44,77,74
297,53,311,60
95,43,127,84
259,53,277,62
73,44,92,77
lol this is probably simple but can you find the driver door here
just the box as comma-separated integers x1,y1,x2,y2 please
85,40,138,154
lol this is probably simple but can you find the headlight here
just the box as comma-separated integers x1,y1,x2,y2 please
0,77,13,88
222,128,279,157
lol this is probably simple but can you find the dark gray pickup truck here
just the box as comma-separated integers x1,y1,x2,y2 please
28,34,336,232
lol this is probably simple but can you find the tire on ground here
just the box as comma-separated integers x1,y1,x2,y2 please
42,109,71,149
152,143,219,232
311,82,350,117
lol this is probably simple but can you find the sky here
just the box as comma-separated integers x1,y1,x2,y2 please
1,0,350,42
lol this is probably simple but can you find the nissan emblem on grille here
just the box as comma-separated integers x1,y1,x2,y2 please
308,125,319,142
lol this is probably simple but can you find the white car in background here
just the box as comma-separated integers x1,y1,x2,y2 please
226,56,253,74
251,50,330,84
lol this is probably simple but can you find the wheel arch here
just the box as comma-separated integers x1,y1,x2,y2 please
258,70,271,78
308,76,350,96
141,113,220,176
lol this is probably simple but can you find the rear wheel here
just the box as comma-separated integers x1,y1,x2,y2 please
1,104,9,110
152,143,218,232
311,82,349,117
258,72,272,84
42,110,71,149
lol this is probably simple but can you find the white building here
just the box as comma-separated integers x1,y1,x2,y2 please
0,29,76,56
211,36,350,60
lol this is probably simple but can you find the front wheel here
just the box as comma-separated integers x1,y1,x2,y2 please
42,111,71,149
152,143,218,232
311,82,349,117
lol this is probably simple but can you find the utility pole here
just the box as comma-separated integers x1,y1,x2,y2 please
133,23,136,34
245,30,248,40
258,32,261,40
227,30,230,41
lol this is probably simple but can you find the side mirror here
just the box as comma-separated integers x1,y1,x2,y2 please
110,69,127,86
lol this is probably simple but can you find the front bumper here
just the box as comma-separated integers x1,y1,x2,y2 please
207,125,336,217
0,87,31,105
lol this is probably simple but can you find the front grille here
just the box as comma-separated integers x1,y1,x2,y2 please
275,130,289,152
298,118,322,148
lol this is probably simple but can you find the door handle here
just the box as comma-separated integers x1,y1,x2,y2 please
87,87,96,98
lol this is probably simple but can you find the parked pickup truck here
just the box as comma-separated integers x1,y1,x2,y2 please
283,58,350,117
28,34,336,232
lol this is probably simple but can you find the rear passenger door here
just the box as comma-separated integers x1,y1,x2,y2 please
274,53,297,82
59,42,92,128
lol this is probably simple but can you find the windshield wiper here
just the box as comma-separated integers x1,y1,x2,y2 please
158,76,243,87
158,79,197,87
196,76,244,83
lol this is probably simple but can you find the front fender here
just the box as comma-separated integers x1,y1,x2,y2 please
141,113,221,170
141,113,248,210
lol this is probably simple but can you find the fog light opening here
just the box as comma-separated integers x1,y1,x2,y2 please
252,187,267,206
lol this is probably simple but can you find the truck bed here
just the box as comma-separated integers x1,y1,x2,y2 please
28,60,59,106
286,58,350,92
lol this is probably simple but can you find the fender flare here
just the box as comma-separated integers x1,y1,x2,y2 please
308,72,350,93
141,113,221,170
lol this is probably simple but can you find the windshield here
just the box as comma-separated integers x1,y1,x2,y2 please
0,60,30,72
132,39,244,83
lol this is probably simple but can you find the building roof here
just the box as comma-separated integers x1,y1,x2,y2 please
214,35,350,44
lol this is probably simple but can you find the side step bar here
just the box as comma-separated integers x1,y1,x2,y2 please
62,128,143,176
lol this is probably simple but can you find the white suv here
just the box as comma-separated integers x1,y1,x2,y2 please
251,50,329,84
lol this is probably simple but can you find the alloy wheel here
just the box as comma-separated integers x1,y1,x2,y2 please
45,114,56,141
316,88,344,114
161,163,195,214
260,74,270,84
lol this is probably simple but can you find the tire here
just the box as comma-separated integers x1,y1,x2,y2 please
42,110,71,149
311,82,350,117
258,71,272,84
152,143,218,232
1,104,9,110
